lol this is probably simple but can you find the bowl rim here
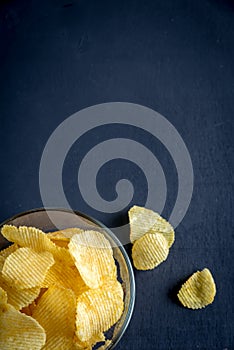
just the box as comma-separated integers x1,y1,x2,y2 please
0,207,135,350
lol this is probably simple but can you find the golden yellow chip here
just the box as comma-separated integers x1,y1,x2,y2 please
76,280,124,342
132,232,169,270
47,237,69,248
0,256,5,272
0,286,7,305
48,227,84,239
74,332,105,350
69,231,117,289
20,288,48,316
1,254,41,310
1,225,74,266
129,205,175,247
0,273,40,310
1,225,54,251
47,228,84,248
41,336,77,350
41,260,88,296
177,268,216,309
32,286,76,349
0,302,46,349
0,244,18,259
2,247,54,289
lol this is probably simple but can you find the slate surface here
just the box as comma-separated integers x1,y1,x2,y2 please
0,0,234,349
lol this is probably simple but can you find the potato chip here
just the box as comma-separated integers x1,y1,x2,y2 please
48,227,84,239
129,205,175,247
0,287,7,305
47,228,84,248
69,231,117,289
74,332,105,350
76,280,124,342
41,260,88,296
21,288,48,316
1,225,54,252
1,225,74,266
8,287,40,311
1,256,40,310
1,255,41,310
43,336,77,350
47,237,69,248
0,302,46,349
2,247,54,289
0,274,40,310
0,244,18,259
177,268,216,309
0,256,5,272
32,286,77,349
132,232,169,270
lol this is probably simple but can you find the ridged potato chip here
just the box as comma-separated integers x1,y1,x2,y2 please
177,268,216,309
1,252,41,310
32,286,76,349
132,232,169,270
47,236,69,248
43,336,74,350
74,332,105,350
0,274,40,310
0,244,18,259
0,286,7,305
21,288,48,316
69,231,117,289
2,247,54,289
1,225,74,266
47,228,84,248
1,225,54,252
48,227,84,239
76,280,124,342
41,260,88,296
0,256,5,271
0,302,46,349
129,205,175,247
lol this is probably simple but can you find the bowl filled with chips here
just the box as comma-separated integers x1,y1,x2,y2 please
0,208,135,350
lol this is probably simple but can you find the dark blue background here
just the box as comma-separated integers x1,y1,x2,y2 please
0,1,234,349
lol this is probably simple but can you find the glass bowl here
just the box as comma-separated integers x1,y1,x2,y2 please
0,208,135,350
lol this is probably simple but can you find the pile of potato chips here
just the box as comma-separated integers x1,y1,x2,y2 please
0,225,124,349
129,206,175,270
